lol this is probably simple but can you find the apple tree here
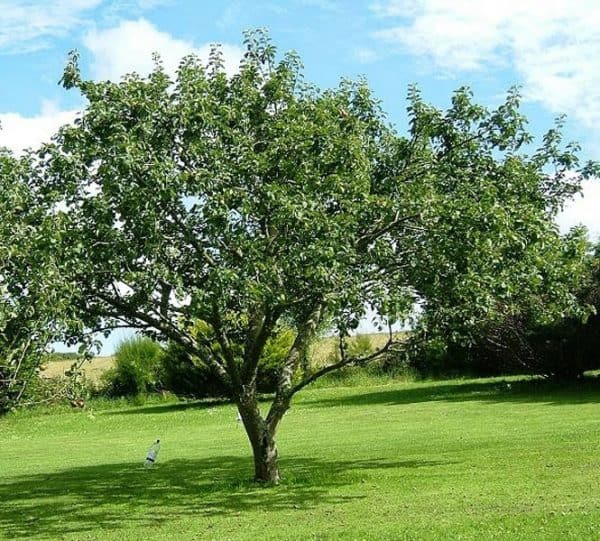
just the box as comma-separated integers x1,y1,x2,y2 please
38,31,595,481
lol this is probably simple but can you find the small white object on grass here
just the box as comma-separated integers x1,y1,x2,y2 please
144,439,161,468
236,412,242,423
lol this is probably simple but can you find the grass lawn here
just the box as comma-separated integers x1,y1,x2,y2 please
1,376,600,540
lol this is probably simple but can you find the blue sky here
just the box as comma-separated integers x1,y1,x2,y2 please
0,0,598,353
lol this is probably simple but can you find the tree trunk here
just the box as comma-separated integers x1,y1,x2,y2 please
249,427,280,484
237,398,282,484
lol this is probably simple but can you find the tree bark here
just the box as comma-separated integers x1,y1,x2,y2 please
237,394,282,484
249,426,280,484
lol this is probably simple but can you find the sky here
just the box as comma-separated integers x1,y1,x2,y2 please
0,0,598,353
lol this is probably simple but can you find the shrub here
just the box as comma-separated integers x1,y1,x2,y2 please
103,336,164,396
160,343,228,399
256,328,295,392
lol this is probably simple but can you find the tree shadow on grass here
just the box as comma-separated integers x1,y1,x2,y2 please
305,375,600,409
0,454,454,539
104,397,230,416
104,394,276,416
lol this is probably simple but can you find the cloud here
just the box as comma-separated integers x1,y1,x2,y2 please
372,0,600,127
83,18,243,81
354,47,379,64
557,179,600,242
0,0,101,53
0,101,77,154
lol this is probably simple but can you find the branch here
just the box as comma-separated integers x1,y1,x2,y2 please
93,291,231,384
169,210,218,268
357,213,421,249
208,302,242,390
287,324,398,398
241,305,282,385
159,280,172,317
265,303,322,431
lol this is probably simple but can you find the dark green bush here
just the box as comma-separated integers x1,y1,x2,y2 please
160,343,228,399
406,307,600,380
102,336,164,396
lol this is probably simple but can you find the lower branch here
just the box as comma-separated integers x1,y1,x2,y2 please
287,325,398,398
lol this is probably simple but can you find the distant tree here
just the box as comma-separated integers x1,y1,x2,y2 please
37,30,596,482
401,90,597,344
400,89,599,379
500,229,598,380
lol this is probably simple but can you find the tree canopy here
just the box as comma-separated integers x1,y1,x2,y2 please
0,147,72,412
20,30,598,481
403,91,596,339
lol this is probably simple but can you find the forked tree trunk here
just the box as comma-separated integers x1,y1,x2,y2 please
236,304,320,483
237,399,283,483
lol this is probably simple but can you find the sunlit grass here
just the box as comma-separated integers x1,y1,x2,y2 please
1,375,600,540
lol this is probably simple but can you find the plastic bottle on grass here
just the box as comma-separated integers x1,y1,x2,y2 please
144,439,160,468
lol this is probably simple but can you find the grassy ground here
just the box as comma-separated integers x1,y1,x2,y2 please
1,376,600,540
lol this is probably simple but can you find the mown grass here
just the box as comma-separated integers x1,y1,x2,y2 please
1,375,600,540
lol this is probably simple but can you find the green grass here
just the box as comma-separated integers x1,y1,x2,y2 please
1,376,600,540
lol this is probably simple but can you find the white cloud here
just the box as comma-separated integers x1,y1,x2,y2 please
372,0,600,127
354,47,378,64
0,0,101,53
83,19,243,81
0,101,77,154
557,179,600,242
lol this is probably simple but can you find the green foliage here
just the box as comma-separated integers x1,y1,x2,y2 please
256,327,295,391
404,88,595,343
408,230,600,379
0,148,72,414
21,29,598,477
161,326,296,397
41,30,418,396
159,342,228,399
103,336,164,396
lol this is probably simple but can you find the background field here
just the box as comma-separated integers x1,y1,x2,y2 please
41,333,407,384
42,356,115,383
1,376,599,540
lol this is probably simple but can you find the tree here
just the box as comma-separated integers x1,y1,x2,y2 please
401,88,597,340
394,88,598,379
0,146,76,412
405,228,594,379
37,31,596,482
